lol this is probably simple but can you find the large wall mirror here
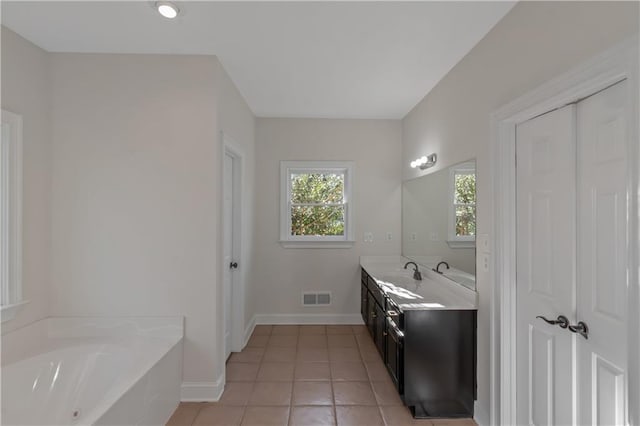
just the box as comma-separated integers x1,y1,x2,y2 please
402,159,476,290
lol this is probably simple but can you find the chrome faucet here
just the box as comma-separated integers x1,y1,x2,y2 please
403,261,422,281
433,261,450,274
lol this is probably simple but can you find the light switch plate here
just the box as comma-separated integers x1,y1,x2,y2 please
477,234,490,253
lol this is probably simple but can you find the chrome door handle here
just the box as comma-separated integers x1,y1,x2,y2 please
568,321,589,339
536,315,569,329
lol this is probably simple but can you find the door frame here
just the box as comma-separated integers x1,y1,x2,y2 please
490,36,639,426
221,131,246,356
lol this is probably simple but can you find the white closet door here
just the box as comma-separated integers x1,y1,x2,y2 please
576,80,628,426
516,104,577,426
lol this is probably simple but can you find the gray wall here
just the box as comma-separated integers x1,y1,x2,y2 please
47,52,249,389
253,118,402,321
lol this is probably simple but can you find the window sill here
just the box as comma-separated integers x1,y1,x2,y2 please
446,240,475,249
1,300,29,323
279,240,356,249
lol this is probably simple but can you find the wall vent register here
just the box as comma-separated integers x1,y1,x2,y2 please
302,292,331,306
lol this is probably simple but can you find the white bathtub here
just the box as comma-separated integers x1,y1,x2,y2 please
1,317,183,426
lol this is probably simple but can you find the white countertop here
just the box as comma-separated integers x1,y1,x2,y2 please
360,256,477,311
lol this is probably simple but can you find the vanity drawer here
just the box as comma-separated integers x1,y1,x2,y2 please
368,276,384,307
386,297,404,330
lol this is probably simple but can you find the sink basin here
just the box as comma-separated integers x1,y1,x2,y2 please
380,271,418,283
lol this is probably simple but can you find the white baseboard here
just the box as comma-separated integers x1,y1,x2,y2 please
243,315,257,348
254,313,364,325
181,376,224,402
474,401,489,426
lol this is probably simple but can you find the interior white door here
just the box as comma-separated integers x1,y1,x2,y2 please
223,152,234,360
576,80,628,426
516,104,577,426
515,80,631,426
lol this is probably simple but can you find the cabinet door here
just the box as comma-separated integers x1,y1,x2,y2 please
360,281,368,324
367,291,376,337
374,301,385,357
385,317,403,394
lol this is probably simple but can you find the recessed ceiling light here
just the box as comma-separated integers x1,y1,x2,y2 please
156,1,179,19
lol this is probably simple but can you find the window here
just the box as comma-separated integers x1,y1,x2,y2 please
447,162,476,248
280,161,354,248
1,110,24,322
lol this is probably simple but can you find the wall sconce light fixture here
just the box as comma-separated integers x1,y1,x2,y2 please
410,153,437,170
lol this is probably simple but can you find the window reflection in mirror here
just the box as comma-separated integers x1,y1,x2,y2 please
402,159,476,290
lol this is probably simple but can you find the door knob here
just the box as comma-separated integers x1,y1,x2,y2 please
536,315,569,329
229,261,238,269
568,321,589,339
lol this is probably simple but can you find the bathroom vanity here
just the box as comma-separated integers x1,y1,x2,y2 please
360,256,477,419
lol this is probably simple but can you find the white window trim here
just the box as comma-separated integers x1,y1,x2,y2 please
447,161,476,249
280,161,355,248
1,110,26,322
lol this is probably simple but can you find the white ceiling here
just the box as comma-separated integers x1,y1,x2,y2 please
1,1,515,119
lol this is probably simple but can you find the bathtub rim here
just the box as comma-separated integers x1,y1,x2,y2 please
1,316,184,426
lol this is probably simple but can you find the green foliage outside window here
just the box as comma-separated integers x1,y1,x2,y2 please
454,173,476,237
290,173,345,236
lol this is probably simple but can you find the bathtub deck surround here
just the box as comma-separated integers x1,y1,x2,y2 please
1,317,184,426
167,324,475,426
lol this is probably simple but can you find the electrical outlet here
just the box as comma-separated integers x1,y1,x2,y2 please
363,232,373,243
482,253,490,273
386,232,392,241
411,233,417,241
430,231,439,241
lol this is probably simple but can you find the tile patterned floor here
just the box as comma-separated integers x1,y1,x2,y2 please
167,325,477,426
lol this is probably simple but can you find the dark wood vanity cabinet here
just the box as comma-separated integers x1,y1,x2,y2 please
360,267,477,419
